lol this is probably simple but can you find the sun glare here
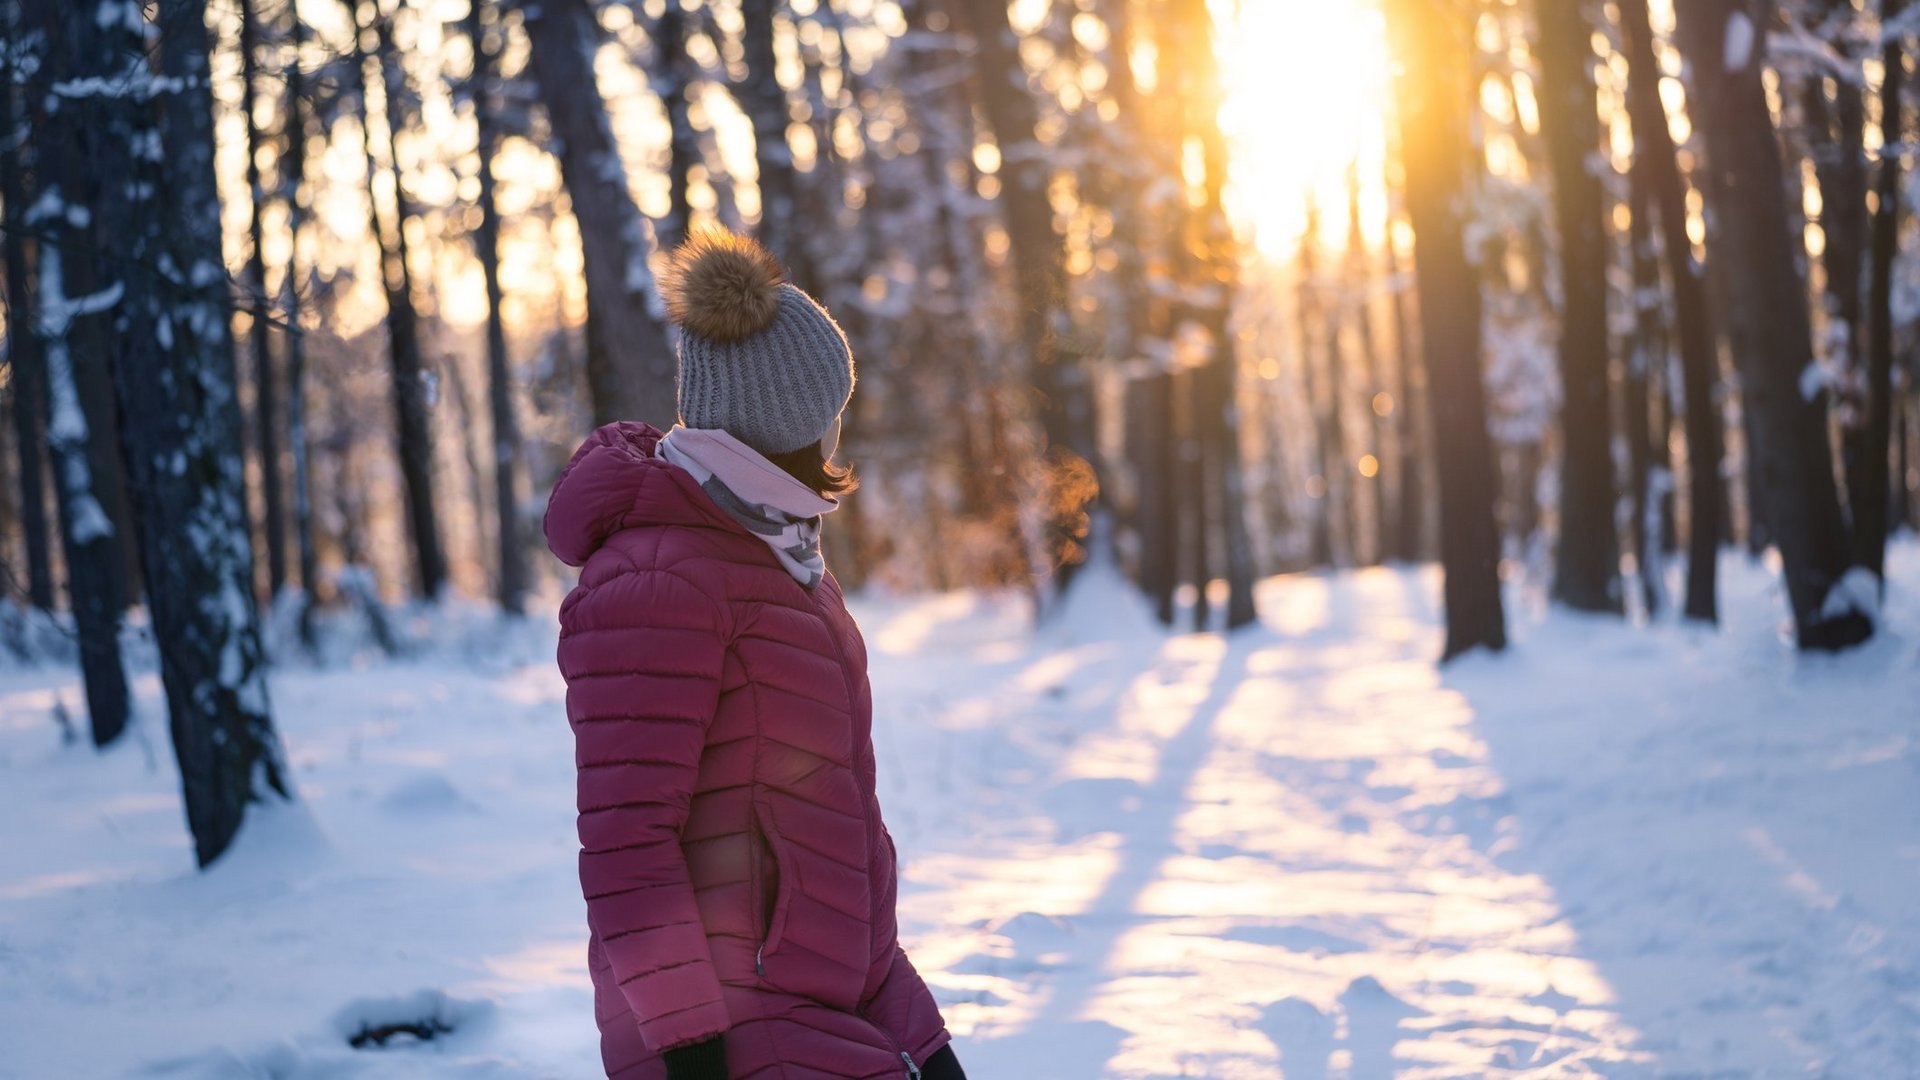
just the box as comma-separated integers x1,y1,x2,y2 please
1214,0,1395,258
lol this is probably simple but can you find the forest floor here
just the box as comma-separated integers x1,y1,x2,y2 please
2,545,1918,1079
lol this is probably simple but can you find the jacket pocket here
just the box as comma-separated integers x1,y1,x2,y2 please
751,804,794,964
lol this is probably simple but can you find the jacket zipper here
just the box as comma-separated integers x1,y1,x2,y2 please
814,587,912,1077
750,802,767,977
859,1006,921,1079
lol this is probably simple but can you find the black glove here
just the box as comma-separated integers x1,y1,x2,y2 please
920,1044,967,1080
663,1036,728,1080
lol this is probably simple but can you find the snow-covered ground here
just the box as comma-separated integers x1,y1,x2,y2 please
3,546,1917,1079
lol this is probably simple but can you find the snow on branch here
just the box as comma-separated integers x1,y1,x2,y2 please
1766,27,1864,84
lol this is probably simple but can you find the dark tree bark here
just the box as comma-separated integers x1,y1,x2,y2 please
1621,0,1722,623
86,0,291,864
737,0,798,263
523,0,677,428
1128,372,1178,624
29,0,136,745
1806,1,1869,413
282,0,318,627
1535,0,1622,613
1854,0,1907,579
347,0,445,598
1624,161,1665,615
1385,0,1507,660
1671,0,1870,649
0,22,54,611
653,3,699,252
466,0,527,615
1180,0,1256,628
239,0,286,597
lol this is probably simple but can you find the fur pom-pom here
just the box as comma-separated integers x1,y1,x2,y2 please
659,229,787,343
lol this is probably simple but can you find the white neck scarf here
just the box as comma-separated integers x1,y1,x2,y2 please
656,426,839,588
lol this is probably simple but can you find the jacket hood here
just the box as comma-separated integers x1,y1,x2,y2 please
544,422,738,567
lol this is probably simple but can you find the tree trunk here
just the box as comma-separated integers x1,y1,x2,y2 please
1671,0,1870,649
0,26,54,611
654,3,699,253
1383,211,1428,563
105,0,292,865
349,0,445,599
737,0,798,263
522,0,677,428
1535,0,1622,613
1347,163,1387,567
467,0,527,615
1854,0,1906,580
1621,0,1722,623
1296,245,1335,568
1624,161,1665,615
1806,1,1869,433
239,0,286,598
1178,0,1256,628
29,0,137,745
1129,372,1177,624
282,0,318,630
1386,0,1507,660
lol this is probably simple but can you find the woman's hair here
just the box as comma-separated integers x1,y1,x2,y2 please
766,442,859,496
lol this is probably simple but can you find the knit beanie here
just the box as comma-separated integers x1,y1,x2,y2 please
659,229,855,456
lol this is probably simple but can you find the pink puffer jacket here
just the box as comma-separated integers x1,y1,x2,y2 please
546,423,950,1080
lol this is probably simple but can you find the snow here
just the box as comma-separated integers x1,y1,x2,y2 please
1724,12,1757,73
1819,566,1881,622
36,245,118,544
3,547,1919,1077
1799,357,1838,401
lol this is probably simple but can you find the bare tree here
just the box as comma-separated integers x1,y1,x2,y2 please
0,6,53,611
1535,0,1622,613
522,0,677,427
465,0,527,614
1386,0,1507,659
1855,0,1908,579
27,0,135,745
737,0,798,263
1672,0,1871,649
1383,201,1429,563
1346,162,1388,566
239,0,287,597
52,0,291,862
344,0,445,598
1175,0,1256,628
1620,0,1723,623
282,0,318,630
651,3,699,253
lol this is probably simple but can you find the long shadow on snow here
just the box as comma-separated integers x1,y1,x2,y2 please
1440,617,1920,1076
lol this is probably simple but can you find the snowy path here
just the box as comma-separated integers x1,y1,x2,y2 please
2,550,1918,1078
879,572,1644,1078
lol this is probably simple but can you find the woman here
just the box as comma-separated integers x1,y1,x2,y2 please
545,229,965,1080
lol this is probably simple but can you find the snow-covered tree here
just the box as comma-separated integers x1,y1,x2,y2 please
1672,0,1872,650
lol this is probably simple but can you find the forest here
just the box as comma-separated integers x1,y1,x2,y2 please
0,0,1917,1075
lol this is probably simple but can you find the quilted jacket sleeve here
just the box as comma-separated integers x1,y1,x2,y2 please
559,563,732,1053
